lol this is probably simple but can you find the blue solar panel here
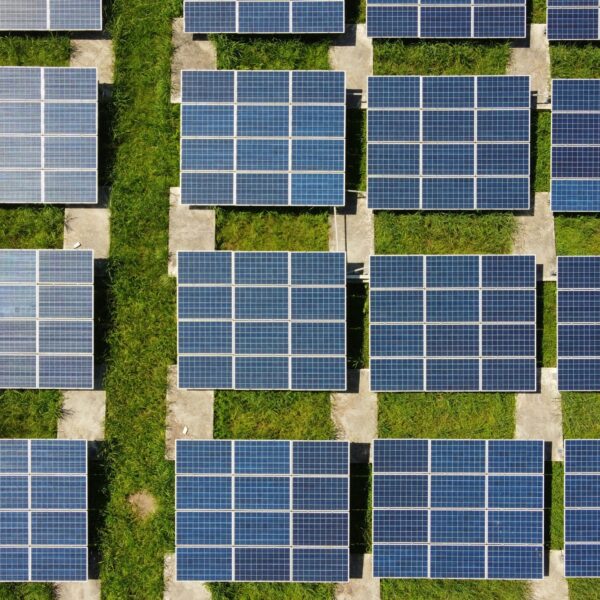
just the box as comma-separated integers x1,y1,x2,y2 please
177,251,346,391
0,68,97,204
0,0,101,29
367,1,525,37
557,257,600,390
0,439,87,582
368,76,530,210
565,440,600,577
548,0,600,39
180,71,345,207
0,250,94,390
175,440,349,582
369,255,536,392
373,439,544,579
551,80,600,211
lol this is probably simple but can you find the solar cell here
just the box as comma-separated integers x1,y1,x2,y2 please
0,439,87,582
548,0,600,39
565,439,600,577
551,80,600,211
177,251,346,391
373,439,544,579
367,76,530,210
369,255,537,392
175,440,349,582
0,68,97,205
0,249,94,390
0,0,101,29
180,71,345,207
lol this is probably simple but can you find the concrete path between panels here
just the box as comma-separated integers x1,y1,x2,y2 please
530,550,569,600
171,18,217,103
515,368,563,461
164,554,211,600
336,554,380,600
56,580,102,600
70,37,114,85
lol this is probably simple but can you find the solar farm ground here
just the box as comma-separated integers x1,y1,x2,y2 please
0,5,599,600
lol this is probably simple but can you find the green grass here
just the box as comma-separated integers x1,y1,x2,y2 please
548,461,563,550
532,111,551,193
551,43,600,79
347,282,369,369
215,208,329,251
347,109,366,192
568,580,600,600
375,212,515,255
0,35,70,66
378,393,516,438
531,0,546,23
0,391,60,438
210,582,335,600
539,282,556,368
0,584,53,600
373,40,511,75
563,393,600,439
381,580,527,600
555,215,600,256
212,35,331,70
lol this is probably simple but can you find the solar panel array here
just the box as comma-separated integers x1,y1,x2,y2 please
0,68,97,205
557,256,600,391
373,439,544,580
551,80,600,212
369,255,537,392
548,1,600,39
0,0,101,30
0,439,87,582
177,251,346,390
0,250,94,390
565,439,600,577
367,0,526,38
367,76,531,211
183,0,344,33
180,70,345,207
176,440,349,582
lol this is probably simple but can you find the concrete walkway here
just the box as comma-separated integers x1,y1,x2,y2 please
70,38,114,84
56,580,101,600
171,18,217,103
164,554,211,600
336,554,380,600
515,368,563,461
58,389,106,442
530,551,569,600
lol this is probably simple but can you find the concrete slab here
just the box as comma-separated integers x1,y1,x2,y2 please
336,554,380,600
513,193,557,281
331,370,377,461
164,553,211,600
507,24,551,105
329,193,374,279
70,39,114,85
329,25,373,108
166,365,214,460
58,389,106,441
529,550,568,600
516,368,563,461
64,189,110,259
56,581,101,600
171,18,217,103
168,188,216,276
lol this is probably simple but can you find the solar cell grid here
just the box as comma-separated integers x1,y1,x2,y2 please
548,0,600,39
0,439,87,582
369,254,537,392
367,76,531,211
0,0,101,30
177,251,346,391
0,249,94,390
373,439,544,580
175,440,349,582
180,70,345,207
551,80,600,211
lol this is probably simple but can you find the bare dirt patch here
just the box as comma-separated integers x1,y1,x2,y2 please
128,491,157,520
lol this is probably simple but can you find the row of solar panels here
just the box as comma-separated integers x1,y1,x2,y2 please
174,439,600,581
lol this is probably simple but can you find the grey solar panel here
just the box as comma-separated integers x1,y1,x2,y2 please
0,250,94,390
0,68,98,205
175,440,349,582
0,0,101,30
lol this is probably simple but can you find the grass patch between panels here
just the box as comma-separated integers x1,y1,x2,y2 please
381,580,527,600
347,109,366,193
568,580,600,600
373,40,511,76
539,282,556,368
374,212,516,255
550,43,600,79
210,582,336,600
532,110,551,194
378,393,516,439
547,461,564,550
563,394,600,439
555,215,600,256
531,0,546,23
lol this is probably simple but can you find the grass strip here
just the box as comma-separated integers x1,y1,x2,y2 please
539,282,556,368
555,216,600,256
532,110,550,194
551,43,600,79
381,580,527,600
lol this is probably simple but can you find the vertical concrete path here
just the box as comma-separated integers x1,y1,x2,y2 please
70,38,114,84
529,551,569,600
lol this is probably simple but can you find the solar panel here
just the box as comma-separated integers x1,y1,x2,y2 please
0,250,94,389
367,1,525,38
183,0,344,33
0,439,87,582
565,439,600,577
175,440,349,582
0,0,101,30
180,71,345,207
547,1,599,39
551,80,600,211
373,439,544,579
177,251,346,390
369,255,537,392
0,68,97,205
556,256,600,390
367,76,531,211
